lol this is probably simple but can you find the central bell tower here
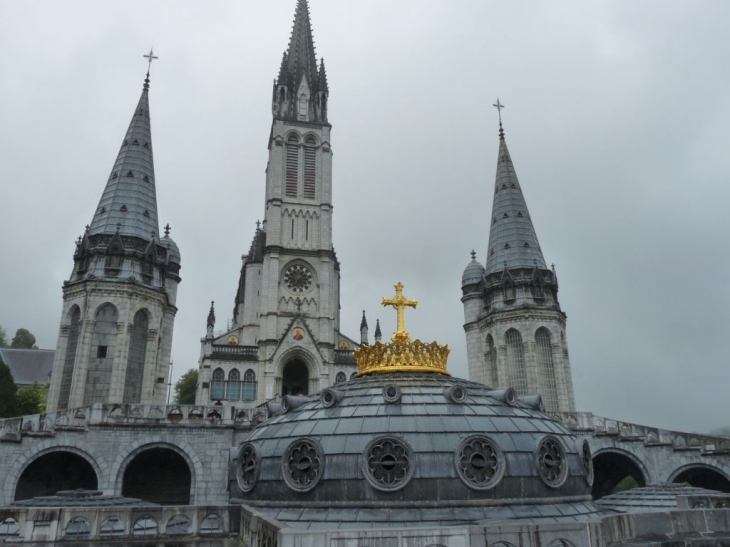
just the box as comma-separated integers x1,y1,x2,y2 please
197,0,359,411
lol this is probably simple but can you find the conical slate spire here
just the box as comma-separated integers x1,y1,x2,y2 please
89,76,159,240
360,310,368,330
485,127,547,275
318,58,328,92
282,0,318,89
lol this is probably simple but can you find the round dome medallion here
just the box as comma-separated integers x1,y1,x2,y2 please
282,439,324,492
580,440,594,486
363,436,415,492
284,264,313,294
536,436,568,488
455,435,505,490
237,443,258,493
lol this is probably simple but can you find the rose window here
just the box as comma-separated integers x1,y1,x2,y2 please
455,435,504,490
284,264,313,294
536,436,568,487
363,436,415,491
237,443,258,493
282,439,323,492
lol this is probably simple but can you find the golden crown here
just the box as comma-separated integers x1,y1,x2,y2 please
354,282,450,376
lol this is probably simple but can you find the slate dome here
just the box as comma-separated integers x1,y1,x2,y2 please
161,234,181,264
233,371,602,529
462,257,485,287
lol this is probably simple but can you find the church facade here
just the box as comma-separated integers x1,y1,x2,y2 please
194,0,360,412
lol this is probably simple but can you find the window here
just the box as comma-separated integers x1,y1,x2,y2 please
486,335,497,386
303,136,316,199
227,369,241,400
335,371,347,384
285,134,299,197
242,369,257,401
536,328,559,412
298,94,308,118
123,310,148,404
97,345,108,358
211,368,225,400
505,329,528,394
65,517,91,538
133,516,158,536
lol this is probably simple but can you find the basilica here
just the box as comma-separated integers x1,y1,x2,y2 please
1,1,730,545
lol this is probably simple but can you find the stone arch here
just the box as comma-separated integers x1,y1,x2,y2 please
302,132,319,146
668,462,730,492
592,447,649,499
285,130,301,143
276,347,319,397
112,439,202,504
7,442,105,501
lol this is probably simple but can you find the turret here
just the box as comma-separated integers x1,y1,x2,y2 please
360,310,369,345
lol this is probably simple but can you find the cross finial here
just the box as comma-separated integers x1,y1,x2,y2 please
164,223,171,237
381,282,418,342
470,249,476,261
84,224,90,232
256,220,261,230
143,48,158,89
493,98,505,138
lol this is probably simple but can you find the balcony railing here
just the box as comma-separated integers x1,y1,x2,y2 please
211,344,258,361
334,349,356,365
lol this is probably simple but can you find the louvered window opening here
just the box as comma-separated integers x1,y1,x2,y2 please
535,328,559,412
505,329,528,395
285,143,299,197
303,144,316,199
58,307,81,409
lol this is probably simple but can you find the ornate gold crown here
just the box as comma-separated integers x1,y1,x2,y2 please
354,282,450,376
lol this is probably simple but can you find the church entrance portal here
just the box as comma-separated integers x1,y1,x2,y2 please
15,451,97,501
592,451,647,499
282,359,309,396
121,447,191,505
673,466,730,492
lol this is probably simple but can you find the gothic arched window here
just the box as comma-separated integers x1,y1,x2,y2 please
285,133,299,197
535,328,559,412
58,306,81,410
227,369,241,401
211,368,225,400
505,329,528,395
124,309,149,404
242,369,257,402
335,371,346,384
486,334,498,387
303,135,317,199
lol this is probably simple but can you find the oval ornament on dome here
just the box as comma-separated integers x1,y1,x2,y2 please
363,436,415,492
382,384,402,404
282,439,324,492
580,440,594,486
455,435,505,490
536,436,568,488
237,443,258,493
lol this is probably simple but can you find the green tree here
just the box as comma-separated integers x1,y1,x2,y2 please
0,325,8,348
0,360,18,418
14,382,48,416
174,369,198,404
11,328,36,349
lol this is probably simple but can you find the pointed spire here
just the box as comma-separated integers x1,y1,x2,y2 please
374,319,382,342
89,58,159,240
319,58,329,92
207,301,216,330
284,0,318,89
485,111,547,275
360,310,368,331
277,51,289,84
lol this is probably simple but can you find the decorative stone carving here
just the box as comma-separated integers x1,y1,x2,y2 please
382,384,402,404
282,439,324,492
363,436,415,492
536,436,568,488
455,435,504,490
580,440,593,486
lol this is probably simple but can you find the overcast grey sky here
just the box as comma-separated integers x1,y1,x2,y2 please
1,1,728,433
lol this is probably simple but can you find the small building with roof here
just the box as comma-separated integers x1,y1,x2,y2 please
0,348,53,387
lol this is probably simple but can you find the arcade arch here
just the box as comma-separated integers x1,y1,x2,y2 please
15,450,97,501
120,445,192,505
670,464,730,492
592,449,648,499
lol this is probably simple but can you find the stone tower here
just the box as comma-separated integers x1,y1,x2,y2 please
46,67,181,412
196,0,358,412
461,117,575,413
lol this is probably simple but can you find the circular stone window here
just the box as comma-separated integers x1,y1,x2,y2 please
382,384,401,404
237,443,258,493
455,435,505,490
283,264,313,294
580,440,593,486
536,436,568,488
363,436,415,492
282,439,324,492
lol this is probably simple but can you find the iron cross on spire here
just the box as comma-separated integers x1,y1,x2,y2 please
381,282,418,342
143,48,158,76
493,98,505,138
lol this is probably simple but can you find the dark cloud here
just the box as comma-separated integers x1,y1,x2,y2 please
1,1,728,432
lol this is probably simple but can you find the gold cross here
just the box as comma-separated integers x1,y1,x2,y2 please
381,282,418,342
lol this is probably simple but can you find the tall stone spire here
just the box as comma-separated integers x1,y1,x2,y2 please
89,72,159,239
484,122,546,275
281,0,318,88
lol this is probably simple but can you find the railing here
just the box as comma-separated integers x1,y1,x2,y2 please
239,504,283,547
211,344,258,361
334,349,356,364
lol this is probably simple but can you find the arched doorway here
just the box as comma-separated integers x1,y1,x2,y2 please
672,465,730,492
282,358,309,396
592,450,647,499
15,451,97,501
121,447,191,504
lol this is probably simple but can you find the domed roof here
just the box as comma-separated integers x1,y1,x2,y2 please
233,372,600,530
596,484,722,514
162,234,181,264
462,258,485,286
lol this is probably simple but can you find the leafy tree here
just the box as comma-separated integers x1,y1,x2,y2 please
613,475,639,493
174,369,198,404
0,360,18,418
11,328,36,349
14,382,48,416
0,325,7,348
